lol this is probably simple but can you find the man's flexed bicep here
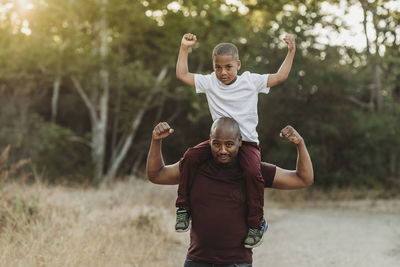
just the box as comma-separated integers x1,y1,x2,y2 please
271,125,314,189
146,122,180,185
176,33,197,87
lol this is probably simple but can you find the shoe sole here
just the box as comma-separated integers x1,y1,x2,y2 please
244,222,268,248
175,219,192,233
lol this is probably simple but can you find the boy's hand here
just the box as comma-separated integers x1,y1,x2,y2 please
181,33,197,48
153,122,174,140
280,125,303,145
283,34,296,52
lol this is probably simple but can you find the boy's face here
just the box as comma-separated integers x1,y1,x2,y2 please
213,55,241,85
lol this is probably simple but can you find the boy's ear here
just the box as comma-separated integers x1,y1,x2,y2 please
237,60,241,70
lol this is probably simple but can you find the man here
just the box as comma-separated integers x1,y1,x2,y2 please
146,117,313,267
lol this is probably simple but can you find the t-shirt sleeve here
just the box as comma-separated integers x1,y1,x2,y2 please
261,162,276,188
194,74,211,94
249,72,270,94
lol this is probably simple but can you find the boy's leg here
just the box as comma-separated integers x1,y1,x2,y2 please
239,142,267,248
176,140,211,209
175,140,211,232
239,142,264,229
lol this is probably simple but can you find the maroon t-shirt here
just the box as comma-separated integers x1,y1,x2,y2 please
184,159,276,264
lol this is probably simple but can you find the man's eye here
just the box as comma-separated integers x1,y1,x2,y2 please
226,143,233,147
213,143,220,147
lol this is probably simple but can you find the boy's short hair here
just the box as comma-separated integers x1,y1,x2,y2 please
212,43,239,61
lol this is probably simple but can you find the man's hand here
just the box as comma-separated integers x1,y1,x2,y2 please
283,34,296,52
280,125,303,145
153,122,174,140
181,33,197,48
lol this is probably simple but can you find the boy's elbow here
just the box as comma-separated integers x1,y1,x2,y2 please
278,74,288,83
176,72,185,81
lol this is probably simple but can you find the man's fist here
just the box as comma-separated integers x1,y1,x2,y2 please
153,122,174,140
280,125,303,145
181,33,197,48
283,34,296,52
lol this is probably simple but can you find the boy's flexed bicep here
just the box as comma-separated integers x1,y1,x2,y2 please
176,33,197,87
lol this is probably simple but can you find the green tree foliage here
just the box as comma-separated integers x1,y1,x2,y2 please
0,0,399,188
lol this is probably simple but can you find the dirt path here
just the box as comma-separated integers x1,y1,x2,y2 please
253,207,400,267
166,203,400,267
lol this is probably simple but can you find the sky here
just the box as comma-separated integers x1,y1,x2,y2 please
319,0,400,52
1,0,400,52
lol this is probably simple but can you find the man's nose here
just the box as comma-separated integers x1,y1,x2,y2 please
220,145,227,153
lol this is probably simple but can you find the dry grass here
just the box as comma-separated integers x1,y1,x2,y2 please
0,179,186,267
0,144,398,267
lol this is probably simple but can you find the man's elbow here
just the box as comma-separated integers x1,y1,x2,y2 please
303,173,314,187
296,172,314,188
146,170,160,184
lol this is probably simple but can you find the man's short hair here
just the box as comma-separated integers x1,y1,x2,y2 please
212,43,239,61
210,117,241,139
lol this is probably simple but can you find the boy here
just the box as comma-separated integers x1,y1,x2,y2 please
175,33,295,248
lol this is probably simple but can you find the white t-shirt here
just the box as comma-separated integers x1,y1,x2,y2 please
194,71,270,144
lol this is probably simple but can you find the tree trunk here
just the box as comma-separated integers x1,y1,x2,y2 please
93,0,110,181
104,65,168,182
51,75,61,123
72,0,109,181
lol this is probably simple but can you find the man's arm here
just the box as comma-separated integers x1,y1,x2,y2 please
176,33,197,87
146,122,180,185
271,125,314,189
267,34,296,88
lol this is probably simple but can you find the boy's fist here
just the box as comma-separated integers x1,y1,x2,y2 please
181,33,197,48
283,34,296,52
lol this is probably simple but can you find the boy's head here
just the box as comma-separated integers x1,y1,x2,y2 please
212,43,241,85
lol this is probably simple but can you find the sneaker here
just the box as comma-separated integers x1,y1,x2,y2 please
244,218,268,248
175,208,191,232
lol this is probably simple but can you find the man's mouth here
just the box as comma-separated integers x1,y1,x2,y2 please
218,155,230,160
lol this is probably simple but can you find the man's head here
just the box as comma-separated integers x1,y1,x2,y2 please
209,117,242,165
212,43,241,85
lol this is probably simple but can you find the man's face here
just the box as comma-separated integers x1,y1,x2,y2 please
213,55,241,85
210,127,242,165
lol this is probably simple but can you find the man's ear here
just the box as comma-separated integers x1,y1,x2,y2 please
238,136,242,147
237,60,241,70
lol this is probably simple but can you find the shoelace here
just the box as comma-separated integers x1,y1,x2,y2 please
177,213,187,221
248,228,258,235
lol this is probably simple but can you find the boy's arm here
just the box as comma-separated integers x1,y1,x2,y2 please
267,34,296,88
146,122,180,185
176,33,197,87
271,125,314,189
